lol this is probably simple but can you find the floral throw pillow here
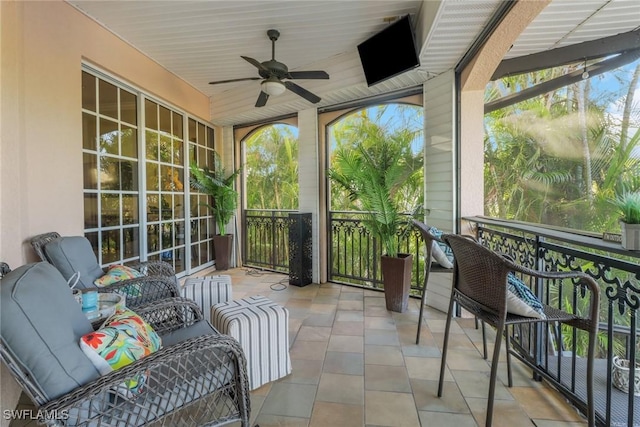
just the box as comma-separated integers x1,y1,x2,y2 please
94,264,144,286
80,308,162,394
94,265,144,296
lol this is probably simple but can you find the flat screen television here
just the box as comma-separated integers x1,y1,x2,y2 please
357,15,420,87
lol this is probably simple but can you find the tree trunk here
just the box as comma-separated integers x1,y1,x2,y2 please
621,63,640,149
576,82,593,202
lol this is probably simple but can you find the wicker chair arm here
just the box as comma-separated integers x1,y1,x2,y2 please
38,334,250,427
506,259,599,291
134,297,204,335
471,233,600,301
129,260,176,278
92,275,180,308
498,252,516,263
503,258,600,330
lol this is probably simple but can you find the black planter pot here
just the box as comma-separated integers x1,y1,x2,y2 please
381,253,413,313
212,234,233,270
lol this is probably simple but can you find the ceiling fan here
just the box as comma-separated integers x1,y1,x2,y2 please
209,29,329,107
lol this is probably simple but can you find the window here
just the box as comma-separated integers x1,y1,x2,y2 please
82,71,140,265
241,124,299,272
81,68,216,274
326,103,424,288
244,124,299,210
484,58,640,234
188,118,216,268
144,100,186,273
328,104,424,213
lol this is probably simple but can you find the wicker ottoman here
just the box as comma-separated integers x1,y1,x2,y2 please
211,295,291,390
181,275,233,321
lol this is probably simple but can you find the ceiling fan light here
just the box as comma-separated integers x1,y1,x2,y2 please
261,79,286,96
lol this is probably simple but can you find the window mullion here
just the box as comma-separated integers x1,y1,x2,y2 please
138,94,148,262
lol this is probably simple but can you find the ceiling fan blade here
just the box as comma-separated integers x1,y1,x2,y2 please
284,81,321,104
255,91,269,107
287,71,329,80
241,56,270,73
209,77,260,85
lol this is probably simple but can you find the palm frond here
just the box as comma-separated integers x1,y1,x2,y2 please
189,152,241,234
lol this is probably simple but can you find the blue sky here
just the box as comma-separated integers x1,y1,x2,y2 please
328,103,423,154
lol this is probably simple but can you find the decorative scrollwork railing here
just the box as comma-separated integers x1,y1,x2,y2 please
243,209,296,273
328,211,426,293
468,216,639,427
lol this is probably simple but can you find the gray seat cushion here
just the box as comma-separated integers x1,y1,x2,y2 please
0,263,100,400
43,236,105,289
161,320,220,347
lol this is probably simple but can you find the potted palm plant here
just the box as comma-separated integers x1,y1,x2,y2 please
611,191,640,250
190,151,242,270
328,139,422,312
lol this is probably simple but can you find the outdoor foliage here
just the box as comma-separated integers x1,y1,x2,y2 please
330,105,424,214
244,124,299,210
484,59,640,233
328,105,424,256
611,191,640,224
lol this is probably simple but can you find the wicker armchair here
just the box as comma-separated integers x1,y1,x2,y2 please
437,234,599,427
411,219,456,345
411,220,488,354
30,232,180,308
1,263,251,427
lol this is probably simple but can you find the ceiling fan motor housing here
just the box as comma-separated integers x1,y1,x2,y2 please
259,60,289,79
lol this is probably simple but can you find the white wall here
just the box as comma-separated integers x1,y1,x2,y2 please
423,70,456,313
424,70,456,231
297,108,320,283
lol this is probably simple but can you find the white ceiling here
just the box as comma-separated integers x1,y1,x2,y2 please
68,0,639,127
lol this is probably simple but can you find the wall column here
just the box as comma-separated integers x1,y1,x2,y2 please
423,70,457,313
458,89,485,234
424,70,456,232
220,125,240,267
297,108,320,283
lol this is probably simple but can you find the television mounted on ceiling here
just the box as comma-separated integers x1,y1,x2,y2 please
357,15,420,87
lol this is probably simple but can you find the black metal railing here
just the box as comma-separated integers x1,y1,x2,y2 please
243,209,296,273
467,216,639,427
328,211,427,293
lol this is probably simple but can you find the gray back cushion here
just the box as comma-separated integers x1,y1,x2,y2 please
1,263,100,400
44,236,104,289
161,320,219,348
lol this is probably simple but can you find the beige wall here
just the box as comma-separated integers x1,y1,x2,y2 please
458,0,550,230
1,0,209,266
0,0,209,419
459,89,485,235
